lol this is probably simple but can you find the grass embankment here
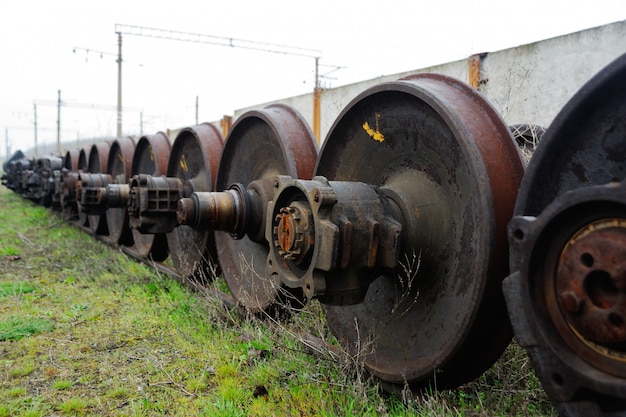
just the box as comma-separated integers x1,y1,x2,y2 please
0,186,555,416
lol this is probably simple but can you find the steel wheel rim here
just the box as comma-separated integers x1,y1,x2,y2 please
131,132,171,260
106,137,135,245
215,104,317,312
166,123,223,279
317,74,524,388
60,149,80,218
85,142,110,232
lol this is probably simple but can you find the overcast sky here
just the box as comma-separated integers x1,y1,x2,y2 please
1,0,625,155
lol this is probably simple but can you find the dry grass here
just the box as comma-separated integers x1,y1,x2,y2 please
0,186,555,416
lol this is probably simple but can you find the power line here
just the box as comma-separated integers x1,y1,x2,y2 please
35,99,141,112
72,46,117,61
115,23,328,141
114,23,321,58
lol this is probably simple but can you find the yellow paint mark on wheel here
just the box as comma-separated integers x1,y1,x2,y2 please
180,154,188,172
362,113,384,143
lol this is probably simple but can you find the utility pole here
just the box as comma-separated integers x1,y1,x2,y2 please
33,103,38,155
116,32,123,138
313,57,321,143
56,89,61,154
195,96,199,125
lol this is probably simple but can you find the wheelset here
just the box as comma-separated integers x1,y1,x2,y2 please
264,74,524,389
505,53,626,416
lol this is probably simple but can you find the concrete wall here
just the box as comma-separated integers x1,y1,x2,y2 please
236,20,626,143
479,20,626,128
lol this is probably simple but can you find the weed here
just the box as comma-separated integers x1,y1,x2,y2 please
6,386,27,397
53,380,74,390
0,281,35,297
106,387,129,398
10,361,36,378
58,397,90,414
0,404,12,417
0,316,53,341
0,245,20,256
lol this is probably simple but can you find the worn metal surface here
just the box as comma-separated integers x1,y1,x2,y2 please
165,123,223,279
316,74,524,390
128,174,183,233
60,156,79,219
505,53,626,416
63,149,80,172
129,132,171,261
61,171,80,218
59,149,84,219
78,142,111,233
26,156,62,207
213,104,318,313
54,150,77,210
76,172,111,219
1,151,26,192
266,176,402,304
77,149,87,171
104,137,136,245
556,219,626,352
2,150,25,174
2,157,32,195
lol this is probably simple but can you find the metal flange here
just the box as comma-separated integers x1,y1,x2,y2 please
213,104,318,313
315,73,524,390
165,123,223,279
105,137,136,246
129,132,171,261
85,142,111,235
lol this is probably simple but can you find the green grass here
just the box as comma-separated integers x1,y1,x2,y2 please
0,317,53,341
0,186,556,416
0,281,35,297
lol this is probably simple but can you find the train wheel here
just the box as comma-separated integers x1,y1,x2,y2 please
505,53,626,416
215,104,317,313
60,149,80,219
130,132,171,262
87,142,110,234
105,137,136,246
315,74,524,390
166,124,223,281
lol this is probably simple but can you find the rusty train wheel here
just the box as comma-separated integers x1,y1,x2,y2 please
506,53,626,416
63,149,80,172
80,142,110,233
60,149,80,219
316,74,524,390
166,124,223,280
76,148,89,227
105,137,136,246
131,132,171,261
77,149,87,171
215,104,318,313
